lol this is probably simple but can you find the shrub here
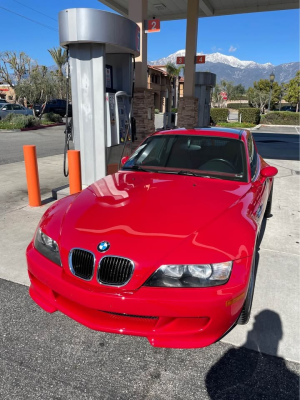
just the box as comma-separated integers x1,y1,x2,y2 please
171,108,178,113
210,108,229,123
238,108,260,124
0,113,39,129
227,103,250,109
260,111,299,126
42,112,62,123
154,109,160,114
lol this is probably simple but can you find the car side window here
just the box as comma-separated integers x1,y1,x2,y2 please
247,133,258,179
13,105,21,110
5,104,12,110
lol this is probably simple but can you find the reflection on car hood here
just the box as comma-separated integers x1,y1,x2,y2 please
61,171,253,272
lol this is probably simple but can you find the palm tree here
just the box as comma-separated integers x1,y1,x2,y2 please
48,47,67,76
48,47,67,98
166,62,183,109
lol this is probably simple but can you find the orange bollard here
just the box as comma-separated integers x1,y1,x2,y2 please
68,150,82,194
23,145,41,207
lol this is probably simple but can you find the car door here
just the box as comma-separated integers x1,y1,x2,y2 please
12,104,23,115
247,132,270,227
0,103,13,119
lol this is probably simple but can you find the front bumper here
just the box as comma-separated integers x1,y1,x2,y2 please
26,243,251,348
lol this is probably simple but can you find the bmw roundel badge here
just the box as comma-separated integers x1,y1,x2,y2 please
98,241,110,252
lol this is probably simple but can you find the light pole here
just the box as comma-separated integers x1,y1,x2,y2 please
268,71,275,111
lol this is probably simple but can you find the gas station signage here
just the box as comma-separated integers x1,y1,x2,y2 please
176,56,185,65
196,55,206,64
145,19,160,33
176,56,206,65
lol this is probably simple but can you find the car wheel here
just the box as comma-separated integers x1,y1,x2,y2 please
237,251,257,325
264,183,273,218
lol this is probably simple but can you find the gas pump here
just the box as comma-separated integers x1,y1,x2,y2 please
59,8,140,186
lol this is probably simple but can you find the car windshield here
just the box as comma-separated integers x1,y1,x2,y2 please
123,134,247,182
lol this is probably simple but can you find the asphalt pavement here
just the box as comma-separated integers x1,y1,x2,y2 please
0,124,299,399
0,278,299,400
0,126,73,165
253,126,299,161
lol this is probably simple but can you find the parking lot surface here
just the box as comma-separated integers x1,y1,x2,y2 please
0,279,299,400
0,125,299,398
0,126,73,165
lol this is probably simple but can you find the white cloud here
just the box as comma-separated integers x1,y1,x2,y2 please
229,45,237,52
212,46,223,52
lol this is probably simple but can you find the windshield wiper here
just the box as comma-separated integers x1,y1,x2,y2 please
123,165,152,172
176,171,219,179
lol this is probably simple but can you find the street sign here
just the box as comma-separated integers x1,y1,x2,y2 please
196,55,206,64
176,56,185,65
145,19,160,33
220,91,227,100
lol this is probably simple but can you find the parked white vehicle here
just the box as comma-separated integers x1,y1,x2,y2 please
0,103,33,120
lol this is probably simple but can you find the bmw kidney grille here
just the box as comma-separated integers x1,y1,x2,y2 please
98,256,134,286
69,249,95,280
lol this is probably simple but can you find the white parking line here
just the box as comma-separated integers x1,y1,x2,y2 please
295,126,300,134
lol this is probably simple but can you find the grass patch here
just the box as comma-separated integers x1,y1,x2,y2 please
40,119,62,125
217,122,256,128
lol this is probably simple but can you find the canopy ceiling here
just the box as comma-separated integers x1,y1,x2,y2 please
99,0,299,20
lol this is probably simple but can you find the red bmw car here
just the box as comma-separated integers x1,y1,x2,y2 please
26,128,278,348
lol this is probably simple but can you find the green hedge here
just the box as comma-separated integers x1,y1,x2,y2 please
227,103,250,109
210,108,229,123
238,108,260,124
0,114,39,129
260,111,299,126
154,109,160,114
42,112,62,123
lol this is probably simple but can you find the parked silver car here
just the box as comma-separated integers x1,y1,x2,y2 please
0,103,33,120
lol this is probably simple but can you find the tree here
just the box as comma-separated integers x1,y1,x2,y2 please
231,83,246,100
0,51,32,87
284,71,300,111
212,83,224,107
166,62,183,108
48,47,67,98
48,47,67,76
247,79,281,112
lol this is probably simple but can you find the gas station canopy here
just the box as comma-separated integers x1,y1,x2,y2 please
99,0,299,20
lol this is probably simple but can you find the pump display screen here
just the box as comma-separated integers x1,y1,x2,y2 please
105,65,113,90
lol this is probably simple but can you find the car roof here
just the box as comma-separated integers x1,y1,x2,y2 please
152,127,245,140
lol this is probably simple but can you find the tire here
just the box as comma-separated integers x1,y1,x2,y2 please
238,251,257,325
264,182,273,218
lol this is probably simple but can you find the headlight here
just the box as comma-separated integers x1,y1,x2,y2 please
143,262,232,287
34,229,61,266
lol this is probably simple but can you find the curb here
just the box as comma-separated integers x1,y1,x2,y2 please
20,123,65,131
0,122,65,133
249,124,261,131
259,124,300,128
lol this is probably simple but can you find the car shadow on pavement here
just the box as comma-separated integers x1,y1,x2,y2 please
205,310,299,399
205,217,299,399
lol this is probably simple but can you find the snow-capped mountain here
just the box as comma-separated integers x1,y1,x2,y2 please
149,50,299,87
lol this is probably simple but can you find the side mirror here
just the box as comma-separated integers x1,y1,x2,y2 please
121,156,129,166
261,166,278,178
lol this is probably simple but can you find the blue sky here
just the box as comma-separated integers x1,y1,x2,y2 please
0,0,299,66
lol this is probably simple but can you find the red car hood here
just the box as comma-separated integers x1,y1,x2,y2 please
60,172,253,283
